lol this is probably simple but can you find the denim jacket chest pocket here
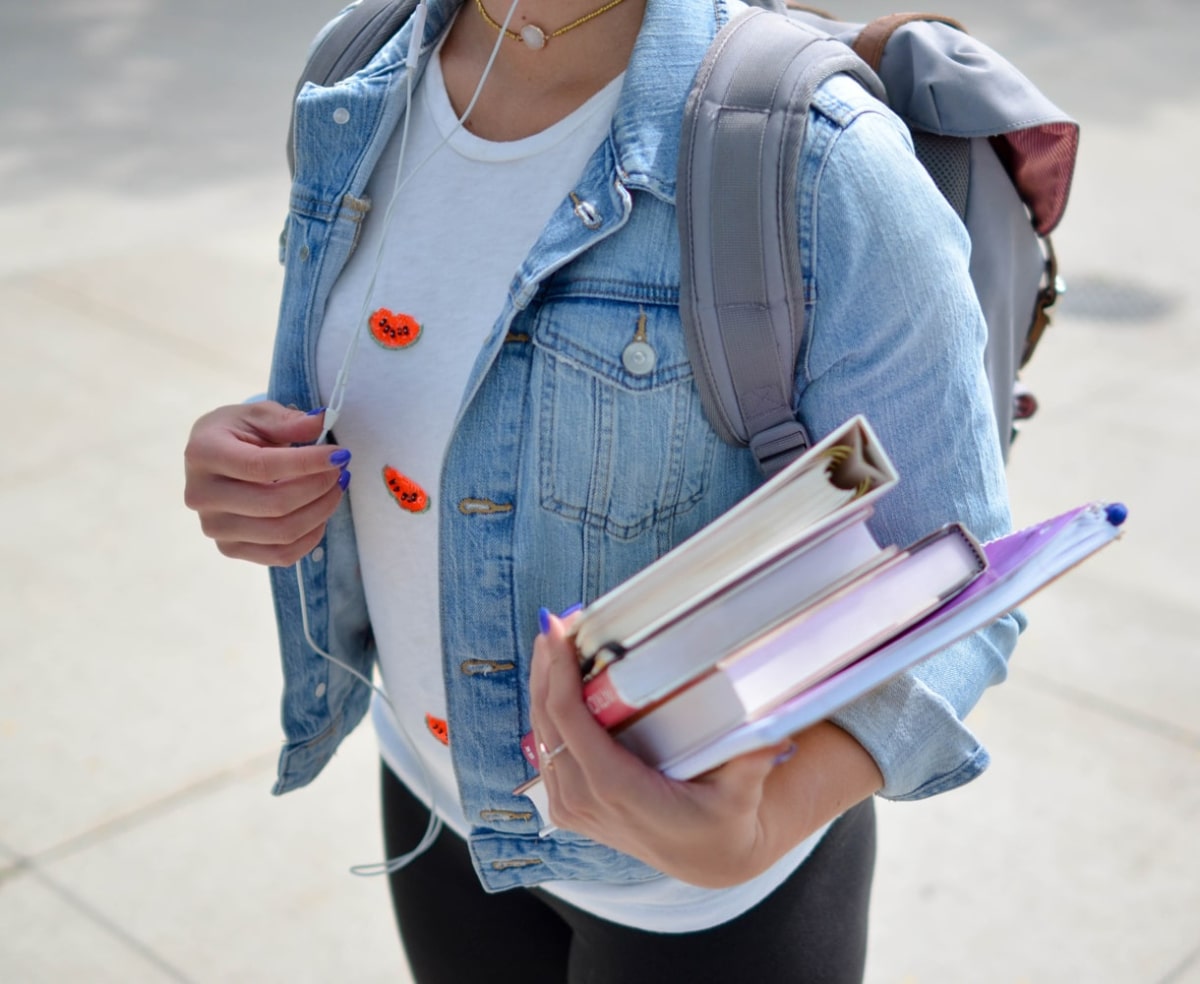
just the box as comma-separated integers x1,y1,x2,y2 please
529,287,718,541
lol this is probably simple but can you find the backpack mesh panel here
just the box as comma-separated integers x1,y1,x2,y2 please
912,131,971,221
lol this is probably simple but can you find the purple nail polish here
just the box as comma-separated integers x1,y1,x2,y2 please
558,603,583,618
772,742,797,767
306,406,328,416
338,469,351,491
329,449,351,466
538,607,552,635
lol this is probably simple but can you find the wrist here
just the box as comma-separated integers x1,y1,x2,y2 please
757,722,882,863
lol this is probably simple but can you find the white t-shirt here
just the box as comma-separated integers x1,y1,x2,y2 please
317,46,823,933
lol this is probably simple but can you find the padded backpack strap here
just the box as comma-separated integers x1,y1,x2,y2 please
287,0,420,176
678,9,884,476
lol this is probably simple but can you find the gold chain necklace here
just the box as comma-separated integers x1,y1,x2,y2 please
474,0,630,51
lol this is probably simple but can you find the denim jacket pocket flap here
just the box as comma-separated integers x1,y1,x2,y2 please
530,295,717,540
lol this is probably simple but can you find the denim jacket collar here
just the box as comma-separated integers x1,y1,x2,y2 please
612,0,728,202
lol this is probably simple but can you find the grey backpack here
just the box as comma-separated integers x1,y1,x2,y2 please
291,0,1079,475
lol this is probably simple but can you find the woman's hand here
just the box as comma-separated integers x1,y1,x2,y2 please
529,611,884,888
530,610,783,887
183,402,350,566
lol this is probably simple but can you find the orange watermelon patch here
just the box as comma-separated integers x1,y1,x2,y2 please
369,308,422,349
425,713,449,746
383,466,430,513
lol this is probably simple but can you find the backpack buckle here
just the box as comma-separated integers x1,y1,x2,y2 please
749,419,811,477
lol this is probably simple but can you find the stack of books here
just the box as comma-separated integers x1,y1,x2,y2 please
515,415,1126,807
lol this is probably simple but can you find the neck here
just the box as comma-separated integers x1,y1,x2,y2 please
439,0,646,140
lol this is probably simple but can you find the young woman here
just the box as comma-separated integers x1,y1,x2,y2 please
183,0,1020,979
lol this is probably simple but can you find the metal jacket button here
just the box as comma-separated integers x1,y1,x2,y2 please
622,340,656,375
570,192,602,230
622,310,656,376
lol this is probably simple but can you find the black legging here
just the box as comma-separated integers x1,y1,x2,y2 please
381,764,876,984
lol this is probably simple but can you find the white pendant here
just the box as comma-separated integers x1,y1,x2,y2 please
520,24,547,49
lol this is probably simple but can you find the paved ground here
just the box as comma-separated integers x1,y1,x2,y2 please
1,1,1197,981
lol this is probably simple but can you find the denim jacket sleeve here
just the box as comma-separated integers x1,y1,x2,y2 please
795,79,1024,800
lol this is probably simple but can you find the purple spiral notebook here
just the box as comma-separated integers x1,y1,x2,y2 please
659,501,1128,780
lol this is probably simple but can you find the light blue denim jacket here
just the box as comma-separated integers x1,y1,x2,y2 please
266,0,1022,891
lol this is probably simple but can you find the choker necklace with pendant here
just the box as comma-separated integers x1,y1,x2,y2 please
474,0,630,51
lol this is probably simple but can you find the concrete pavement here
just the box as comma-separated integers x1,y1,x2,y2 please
2,1,1197,981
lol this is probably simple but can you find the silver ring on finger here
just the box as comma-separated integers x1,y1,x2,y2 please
538,740,569,771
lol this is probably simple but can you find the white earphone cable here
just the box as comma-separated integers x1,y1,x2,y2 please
294,569,445,873
298,0,523,876
319,0,519,444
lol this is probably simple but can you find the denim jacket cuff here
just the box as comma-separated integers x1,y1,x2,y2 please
830,671,990,801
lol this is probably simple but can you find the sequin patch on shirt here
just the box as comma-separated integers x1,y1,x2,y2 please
369,308,422,349
425,713,449,746
383,466,431,513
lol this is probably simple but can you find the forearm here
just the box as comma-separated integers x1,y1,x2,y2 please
755,721,883,874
